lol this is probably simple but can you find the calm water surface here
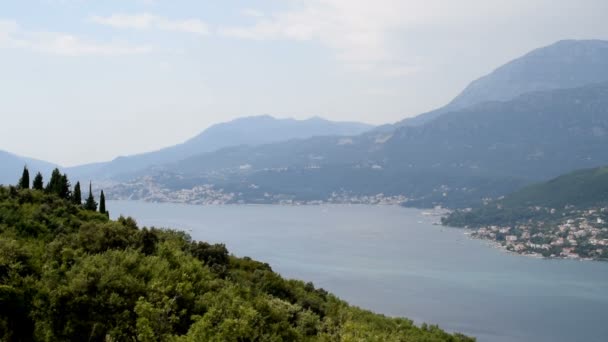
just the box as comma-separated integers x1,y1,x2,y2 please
109,201,608,342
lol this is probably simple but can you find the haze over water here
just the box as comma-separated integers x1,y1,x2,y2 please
110,201,608,342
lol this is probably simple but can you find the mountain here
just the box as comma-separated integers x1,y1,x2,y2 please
498,166,608,209
399,39,608,126
127,82,608,207
66,115,374,181
441,165,608,260
0,150,57,185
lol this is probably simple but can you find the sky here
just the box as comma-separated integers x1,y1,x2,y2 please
1,0,608,166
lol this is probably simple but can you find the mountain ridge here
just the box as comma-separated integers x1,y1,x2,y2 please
398,39,608,127
0,150,58,185
65,115,374,181
118,81,608,207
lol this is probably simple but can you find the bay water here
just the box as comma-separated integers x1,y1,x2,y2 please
109,201,608,342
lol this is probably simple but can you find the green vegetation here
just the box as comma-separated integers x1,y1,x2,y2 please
45,168,71,200
444,166,608,227
18,166,30,190
85,181,98,212
32,172,44,191
443,166,608,260
0,176,474,341
99,190,107,217
500,166,608,209
72,181,82,206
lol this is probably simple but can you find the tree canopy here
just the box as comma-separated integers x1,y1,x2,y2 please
99,189,107,216
32,172,44,190
73,181,82,206
45,168,71,199
84,182,98,211
0,173,474,342
17,166,29,189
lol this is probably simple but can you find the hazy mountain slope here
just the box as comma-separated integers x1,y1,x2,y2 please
143,82,608,207
0,150,58,185
399,39,608,127
385,82,608,181
66,115,374,181
498,166,608,209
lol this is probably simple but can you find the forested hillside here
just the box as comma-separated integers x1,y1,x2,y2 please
442,166,608,260
0,182,473,341
443,166,608,228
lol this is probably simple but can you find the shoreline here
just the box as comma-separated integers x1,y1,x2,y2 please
462,229,603,262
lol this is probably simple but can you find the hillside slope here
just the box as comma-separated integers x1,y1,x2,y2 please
0,185,473,341
442,166,608,260
125,82,608,208
399,39,608,126
67,116,374,181
0,150,57,185
500,166,608,209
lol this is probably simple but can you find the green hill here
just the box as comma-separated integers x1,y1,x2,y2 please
500,166,608,209
442,166,608,260
0,185,473,341
443,165,608,228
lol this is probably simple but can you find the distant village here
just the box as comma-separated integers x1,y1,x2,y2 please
466,207,608,260
104,177,409,206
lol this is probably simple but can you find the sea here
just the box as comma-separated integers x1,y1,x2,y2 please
109,201,608,342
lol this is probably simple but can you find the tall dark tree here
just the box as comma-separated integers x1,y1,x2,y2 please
45,169,62,195
45,168,71,200
84,182,97,211
99,190,106,215
72,182,82,205
59,174,71,199
32,172,44,190
18,166,30,189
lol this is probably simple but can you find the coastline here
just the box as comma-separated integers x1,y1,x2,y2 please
462,229,602,262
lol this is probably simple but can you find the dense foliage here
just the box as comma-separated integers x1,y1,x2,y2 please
442,166,608,260
0,185,474,341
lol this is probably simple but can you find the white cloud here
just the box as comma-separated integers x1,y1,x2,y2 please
90,13,209,35
0,19,152,56
219,0,554,76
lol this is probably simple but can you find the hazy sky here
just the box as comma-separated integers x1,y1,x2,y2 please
2,0,608,166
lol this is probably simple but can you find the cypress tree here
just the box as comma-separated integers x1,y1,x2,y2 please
59,174,71,200
46,169,62,195
99,190,107,216
73,182,82,205
32,172,44,190
84,182,97,211
18,166,30,189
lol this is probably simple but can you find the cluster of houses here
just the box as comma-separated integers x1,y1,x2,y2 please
469,208,608,260
106,178,237,205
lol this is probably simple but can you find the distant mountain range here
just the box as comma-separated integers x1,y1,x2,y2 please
4,39,608,209
64,116,374,181
129,81,608,207
398,39,608,127
0,151,58,185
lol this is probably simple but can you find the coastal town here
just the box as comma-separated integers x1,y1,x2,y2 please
461,207,608,260
104,177,608,261
103,176,410,206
